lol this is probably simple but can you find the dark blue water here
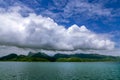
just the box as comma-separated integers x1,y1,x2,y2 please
0,62,120,80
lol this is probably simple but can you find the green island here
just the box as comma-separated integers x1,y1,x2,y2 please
0,52,120,62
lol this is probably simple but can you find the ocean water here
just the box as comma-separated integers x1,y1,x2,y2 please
0,62,120,80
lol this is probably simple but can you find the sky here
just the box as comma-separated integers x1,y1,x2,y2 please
0,0,119,56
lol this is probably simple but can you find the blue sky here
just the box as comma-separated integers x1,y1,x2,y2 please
19,0,120,32
0,0,119,56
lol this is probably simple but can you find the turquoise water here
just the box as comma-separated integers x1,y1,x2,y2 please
0,62,120,80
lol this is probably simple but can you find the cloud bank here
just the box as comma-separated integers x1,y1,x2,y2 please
0,6,115,50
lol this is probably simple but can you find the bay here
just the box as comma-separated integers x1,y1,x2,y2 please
0,62,120,80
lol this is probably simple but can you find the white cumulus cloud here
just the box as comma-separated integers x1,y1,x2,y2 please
0,6,115,50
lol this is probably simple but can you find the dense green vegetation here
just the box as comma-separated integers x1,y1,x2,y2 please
0,52,120,62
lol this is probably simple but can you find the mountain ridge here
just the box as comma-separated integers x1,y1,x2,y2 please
0,52,120,62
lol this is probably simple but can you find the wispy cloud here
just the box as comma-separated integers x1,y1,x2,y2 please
38,0,118,25
63,0,112,17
